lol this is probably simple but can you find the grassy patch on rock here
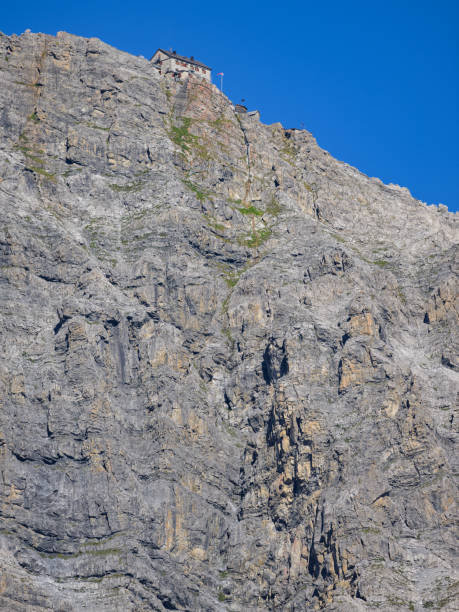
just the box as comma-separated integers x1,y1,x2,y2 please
181,178,210,202
238,205,263,216
109,181,144,193
169,117,197,153
169,117,213,160
27,166,56,183
241,227,272,248
266,196,282,216
86,122,110,131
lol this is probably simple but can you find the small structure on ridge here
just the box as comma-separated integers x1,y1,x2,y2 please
150,49,211,82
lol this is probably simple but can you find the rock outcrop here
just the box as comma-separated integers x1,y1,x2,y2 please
0,31,457,611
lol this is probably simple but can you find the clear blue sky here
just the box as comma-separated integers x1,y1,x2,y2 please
3,0,458,211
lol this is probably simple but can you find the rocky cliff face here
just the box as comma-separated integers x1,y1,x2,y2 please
0,31,457,611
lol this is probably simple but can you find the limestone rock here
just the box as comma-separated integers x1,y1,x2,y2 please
0,30,457,611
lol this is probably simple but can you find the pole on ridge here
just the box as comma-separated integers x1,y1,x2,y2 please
217,72,224,92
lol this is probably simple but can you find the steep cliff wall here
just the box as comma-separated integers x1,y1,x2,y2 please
0,31,457,611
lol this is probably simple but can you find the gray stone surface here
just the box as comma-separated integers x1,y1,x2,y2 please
0,30,457,611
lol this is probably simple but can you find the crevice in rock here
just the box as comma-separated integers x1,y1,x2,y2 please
53,314,70,335
262,339,289,385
